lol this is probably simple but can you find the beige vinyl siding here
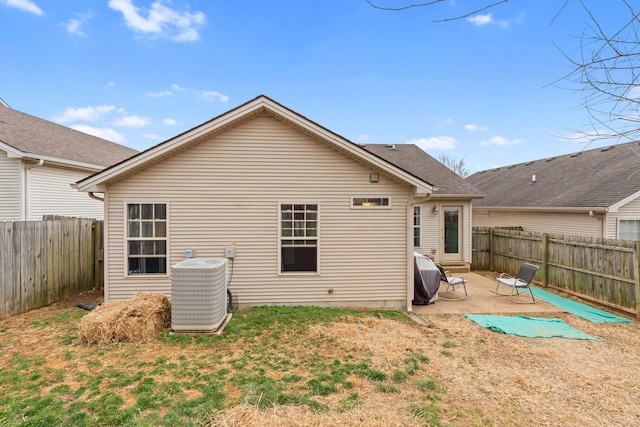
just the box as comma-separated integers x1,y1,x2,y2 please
417,201,472,264
0,152,20,221
28,166,104,220
607,197,640,239
473,209,603,237
105,114,411,308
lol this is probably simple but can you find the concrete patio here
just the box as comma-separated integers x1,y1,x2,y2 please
412,271,564,315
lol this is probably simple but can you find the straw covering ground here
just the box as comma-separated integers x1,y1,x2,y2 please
0,289,639,426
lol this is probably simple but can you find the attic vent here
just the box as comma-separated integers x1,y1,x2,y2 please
601,146,614,152
570,152,582,158
525,161,534,166
545,157,555,162
507,165,516,169
386,144,396,150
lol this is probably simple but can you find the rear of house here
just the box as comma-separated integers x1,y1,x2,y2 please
78,96,437,309
467,141,640,240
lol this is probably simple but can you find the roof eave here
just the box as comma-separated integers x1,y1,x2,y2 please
77,96,435,195
474,205,609,213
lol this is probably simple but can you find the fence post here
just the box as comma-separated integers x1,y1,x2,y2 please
489,227,494,272
635,241,640,320
541,233,549,286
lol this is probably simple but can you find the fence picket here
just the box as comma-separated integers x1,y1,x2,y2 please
473,227,638,316
0,218,103,320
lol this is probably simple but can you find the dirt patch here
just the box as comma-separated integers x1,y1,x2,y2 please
1,294,639,426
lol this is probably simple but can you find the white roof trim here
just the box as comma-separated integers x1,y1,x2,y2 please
608,189,640,213
77,96,434,195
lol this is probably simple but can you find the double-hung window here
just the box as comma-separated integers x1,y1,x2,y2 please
280,203,318,272
127,203,167,275
619,219,640,240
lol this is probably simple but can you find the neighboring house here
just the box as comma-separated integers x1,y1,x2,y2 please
76,95,480,309
362,144,484,269
467,140,640,239
0,100,137,220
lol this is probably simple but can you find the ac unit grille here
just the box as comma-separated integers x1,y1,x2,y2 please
171,258,228,332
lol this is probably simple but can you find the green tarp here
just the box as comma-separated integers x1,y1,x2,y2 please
465,314,602,340
530,287,632,324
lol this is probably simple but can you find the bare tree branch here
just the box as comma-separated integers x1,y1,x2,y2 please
365,0,510,23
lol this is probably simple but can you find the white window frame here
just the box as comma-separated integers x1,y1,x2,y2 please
125,202,169,276
414,205,421,247
278,202,319,274
618,219,640,240
351,196,391,208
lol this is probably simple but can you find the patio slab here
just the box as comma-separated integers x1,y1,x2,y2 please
412,272,564,315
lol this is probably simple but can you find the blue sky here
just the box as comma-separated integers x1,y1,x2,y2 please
0,0,625,172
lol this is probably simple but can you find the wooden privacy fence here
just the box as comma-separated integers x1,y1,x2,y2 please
0,218,104,320
473,227,639,318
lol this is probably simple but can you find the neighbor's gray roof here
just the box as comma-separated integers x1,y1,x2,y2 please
467,141,640,209
0,103,137,168
362,144,484,198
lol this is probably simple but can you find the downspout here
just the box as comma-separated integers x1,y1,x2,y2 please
24,158,44,220
406,192,432,316
88,192,105,202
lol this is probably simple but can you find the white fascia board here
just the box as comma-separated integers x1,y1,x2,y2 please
608,189,640,213
77,96,434,195
264,99,434,195
474,206,608,213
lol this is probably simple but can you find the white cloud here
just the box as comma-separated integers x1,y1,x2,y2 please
54,105,116,123
106,81,116,88
407,136,457,150
358,134,369,141
163,118,177,126
143,133,163,140
4,0,43,15
63,13,92,36
108,0,206,42
467,14,491,26
113,115,151,127
147,90,172,97
201,90,229,102
480,135,523,146
71,125,126,143
464,123,486,131
171,83,184,91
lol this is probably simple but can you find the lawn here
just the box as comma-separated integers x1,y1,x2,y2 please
1,290,639,426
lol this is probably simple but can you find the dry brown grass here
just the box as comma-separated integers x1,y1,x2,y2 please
1,289,639,426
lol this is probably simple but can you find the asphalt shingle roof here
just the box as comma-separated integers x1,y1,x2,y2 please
0,103,137,167
362,143,483,197
467,141,640,208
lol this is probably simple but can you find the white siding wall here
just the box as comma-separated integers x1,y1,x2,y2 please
105,114,412,308
606,197,640,239
473,209,603,237
0,151,20,221
28,166,104,220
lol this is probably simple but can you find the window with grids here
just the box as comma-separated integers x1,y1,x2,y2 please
619,219,640,240
280,203,318,272
414,205,421,247
127,203,167,275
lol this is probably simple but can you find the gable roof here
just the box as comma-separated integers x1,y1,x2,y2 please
0,103,137,169
77,95,435,196
362,144,484,199
467,141,640,210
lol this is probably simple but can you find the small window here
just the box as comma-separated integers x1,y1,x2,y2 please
619,220,640,240
280,203,318,272
414,205,421,247
127,203,167,275
352,197,390,207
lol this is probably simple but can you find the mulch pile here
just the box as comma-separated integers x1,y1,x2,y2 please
77,293,171,344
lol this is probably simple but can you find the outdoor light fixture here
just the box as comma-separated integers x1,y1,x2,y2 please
432,206,439,214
